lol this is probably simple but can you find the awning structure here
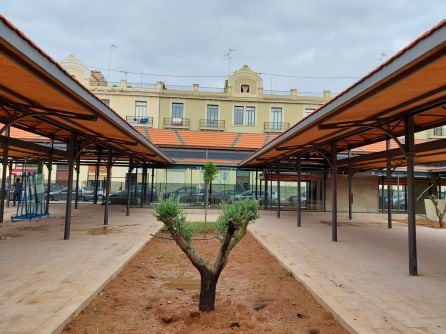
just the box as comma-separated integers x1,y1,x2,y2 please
0,15,172,164
240,19,446,167
239,19,446,276
338,139,446,171
0,15,173,238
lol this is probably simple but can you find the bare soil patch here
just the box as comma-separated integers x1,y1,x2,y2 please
63,230,347,334
395,217,444,228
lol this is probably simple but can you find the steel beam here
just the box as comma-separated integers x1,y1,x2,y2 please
126,158,133,217
386,138,393,228
297,157,302,227
64,134,76,240
405,115,417,275
150,167,155,204
348,149,352,220
0,128,9,223
140,164,147,208
6,160,12,208
331,142,338,242
74,157,80,209
104,150,112,225
93,150,101,204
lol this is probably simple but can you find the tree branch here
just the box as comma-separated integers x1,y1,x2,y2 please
165,217,209,273
213,219,237,276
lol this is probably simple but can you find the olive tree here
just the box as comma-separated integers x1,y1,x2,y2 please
429,194,446,228
154,196,258,312
203,162,219,225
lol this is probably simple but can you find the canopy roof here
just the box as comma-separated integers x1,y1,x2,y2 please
0,16,172,164
241,20,446,167
338,139,446,171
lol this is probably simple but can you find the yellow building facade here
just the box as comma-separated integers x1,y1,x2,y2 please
60,55,332,134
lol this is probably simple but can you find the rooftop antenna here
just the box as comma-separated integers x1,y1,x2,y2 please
224,48,236,77
107,43,118,83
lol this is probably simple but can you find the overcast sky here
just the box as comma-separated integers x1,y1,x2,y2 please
1,1,445,95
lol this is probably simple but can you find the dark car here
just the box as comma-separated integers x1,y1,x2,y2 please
49,187,93,201
234,190,277,204
288,195,307,207
164,186,204,203
211,190,240,204
109,186,158,204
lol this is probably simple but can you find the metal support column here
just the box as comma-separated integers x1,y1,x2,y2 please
386,138,393,228
6,160,12,208
348,149,353,221
140,164,147,208
323,164,327,212
0,128,9,223
45,161,52,214
104,150,112,225
93,150,101,204
150,167,155,204
74,157,80,209
126,158,133,217
331,142,338,242
64,134,76,240
297,157,302,227
405,115,417,275
277,164,281,218
255,169,258,200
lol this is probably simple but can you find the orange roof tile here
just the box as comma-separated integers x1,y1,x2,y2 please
143,128,182,146
136,128,282,151
177,130,238,149
235,133,268,149
352,139,428,154
9,127,46,141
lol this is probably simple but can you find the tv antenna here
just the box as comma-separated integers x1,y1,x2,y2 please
224,48,236,77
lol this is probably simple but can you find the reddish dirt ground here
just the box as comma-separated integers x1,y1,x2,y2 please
396,217,444,228
63,231,348,334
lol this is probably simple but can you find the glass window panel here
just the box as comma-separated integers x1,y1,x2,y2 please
246,106,255,126
234,106,244,125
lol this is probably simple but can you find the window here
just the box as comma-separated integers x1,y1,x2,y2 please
172,103,184,119
100,98,110,106
134,101,147,117
304,108,316,117
246,106,255,126
207,105,219,127
241,84,250,93
270,107,282,129
433,126,445,137
234,106,244,125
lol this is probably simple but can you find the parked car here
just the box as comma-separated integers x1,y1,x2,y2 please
109,186,158,204
164,186,204,203
288,195,307,207
211,190,240,204
49,187,93,201
234,190,277,204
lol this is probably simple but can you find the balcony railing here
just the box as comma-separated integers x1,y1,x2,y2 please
125,116,153,126
199,119,225,130
264,122,290,133
164,117,190,129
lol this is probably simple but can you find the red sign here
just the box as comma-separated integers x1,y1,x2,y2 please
11,168,37,176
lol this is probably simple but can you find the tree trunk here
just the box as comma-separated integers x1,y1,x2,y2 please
439,216,445,228
199,269,218,312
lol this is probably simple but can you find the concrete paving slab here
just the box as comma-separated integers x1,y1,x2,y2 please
0,203,162,334
249,211,446,334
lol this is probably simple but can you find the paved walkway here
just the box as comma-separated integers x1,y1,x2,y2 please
0,204,162,334
250,211,446,334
